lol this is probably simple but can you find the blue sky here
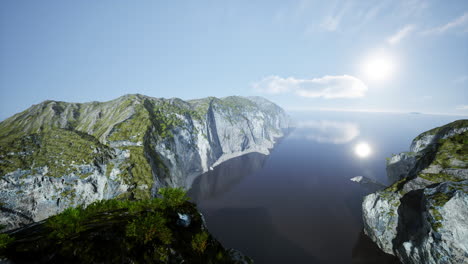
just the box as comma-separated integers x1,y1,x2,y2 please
1,0,467,120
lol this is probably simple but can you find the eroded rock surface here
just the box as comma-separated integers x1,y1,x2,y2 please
363,120,468,264
0,95,290,230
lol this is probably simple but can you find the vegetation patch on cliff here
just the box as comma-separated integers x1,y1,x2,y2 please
1,188,248,263
0,128,113,177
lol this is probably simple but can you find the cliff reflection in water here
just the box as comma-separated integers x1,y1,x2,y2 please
188,152,268,203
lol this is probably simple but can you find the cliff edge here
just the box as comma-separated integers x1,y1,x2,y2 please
362,120,468,264
0,94,290,230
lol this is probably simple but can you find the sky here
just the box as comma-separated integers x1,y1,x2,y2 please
1,0,467,120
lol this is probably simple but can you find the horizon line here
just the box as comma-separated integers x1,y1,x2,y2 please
283,106,468,117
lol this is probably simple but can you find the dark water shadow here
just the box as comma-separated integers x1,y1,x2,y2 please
202,207,320,264
352,230,401,264
188,152,269,202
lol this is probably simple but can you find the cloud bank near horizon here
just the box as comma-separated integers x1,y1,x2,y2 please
252,75,368,99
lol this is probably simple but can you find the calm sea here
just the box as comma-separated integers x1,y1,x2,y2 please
188,111,463,264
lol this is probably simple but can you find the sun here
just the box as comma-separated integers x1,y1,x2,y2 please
355,142,371,158
361,50,396,81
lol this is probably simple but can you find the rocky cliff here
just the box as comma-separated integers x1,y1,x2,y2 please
0,94,289,230
362,120,468,264
0,188,253,264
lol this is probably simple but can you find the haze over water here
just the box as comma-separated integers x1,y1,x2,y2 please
188,111,463,264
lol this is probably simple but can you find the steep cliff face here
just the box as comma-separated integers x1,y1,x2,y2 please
362,120,468,264
0,94,289,230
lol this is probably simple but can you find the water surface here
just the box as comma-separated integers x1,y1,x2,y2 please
188,112,462,264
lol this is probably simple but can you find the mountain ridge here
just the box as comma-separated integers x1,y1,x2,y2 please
0,94,290,231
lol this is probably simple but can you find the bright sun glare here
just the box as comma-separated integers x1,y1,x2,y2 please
361,51,396,81
355,142,371,158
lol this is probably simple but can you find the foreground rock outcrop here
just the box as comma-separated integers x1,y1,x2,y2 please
0,188,252,264
362,120,468,263
0,94,289,230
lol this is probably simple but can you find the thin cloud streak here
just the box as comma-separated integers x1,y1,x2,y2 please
388,25,416,44
422,12,468,35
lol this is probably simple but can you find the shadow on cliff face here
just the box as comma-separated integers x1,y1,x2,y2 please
202,207,320,264
188,153,269,202
392,189,430,263
352,230,401,264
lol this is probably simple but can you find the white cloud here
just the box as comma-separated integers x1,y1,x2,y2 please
422,12,468,35
388,25,416,44
252,75,368,99
457,105,468,111
293,120,360,144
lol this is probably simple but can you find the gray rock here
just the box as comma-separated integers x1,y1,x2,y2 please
394,181,468,264
350,176,386,192
363,119,468,264
176,213,191,227
0,95,290,231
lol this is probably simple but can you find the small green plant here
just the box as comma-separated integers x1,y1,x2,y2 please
154,246,169,262
46,207,87,239
126,212,172,245
158,187,189,208
191,231,209,254
0,233,14,249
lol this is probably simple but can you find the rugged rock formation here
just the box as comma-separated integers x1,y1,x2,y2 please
0,94,289,230
350,176,386,192
0,189,253,264
362,120,468,264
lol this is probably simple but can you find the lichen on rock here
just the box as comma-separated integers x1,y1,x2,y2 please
0,94,290,231
362,119,468,264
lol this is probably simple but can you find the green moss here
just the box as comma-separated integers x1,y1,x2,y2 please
126,212,172,245
429,208,444,231
107,103,150,143
414,120,468,142
45,188,188,241
105,162,115,177
0,128,112,178
46,207,87,239
419,173,462,183
432,131,468,169
0,233,14,249
118,146,153,200
158,187,189,208
191,231,209,254
384,177,407,193
60,189,76,199
2,186,248,263
427,190,451,207
217,97,257,113
426,189,454,232
144,99,199,139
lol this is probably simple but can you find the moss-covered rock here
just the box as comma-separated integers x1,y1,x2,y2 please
363,119,468,264
0,188,253,264
0,94,289,233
